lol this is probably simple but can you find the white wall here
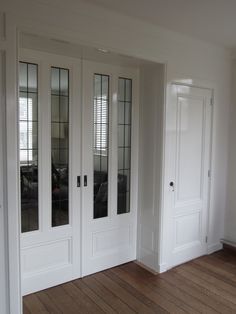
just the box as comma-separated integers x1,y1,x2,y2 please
138,63,165,271
0,1,231,311
224,60,236,243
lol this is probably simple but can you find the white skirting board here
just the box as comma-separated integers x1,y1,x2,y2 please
220,239,236,248
207,242,223,254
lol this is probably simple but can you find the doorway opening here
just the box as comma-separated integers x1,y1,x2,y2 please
18,32,166,295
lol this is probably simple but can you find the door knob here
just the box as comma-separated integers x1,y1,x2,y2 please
169,181,174,191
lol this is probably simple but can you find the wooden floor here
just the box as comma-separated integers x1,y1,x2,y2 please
24,250,236,313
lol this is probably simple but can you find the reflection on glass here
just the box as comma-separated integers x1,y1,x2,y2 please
19,62,39,233
93,74,109,219
117,78,132,214
51,67,69,227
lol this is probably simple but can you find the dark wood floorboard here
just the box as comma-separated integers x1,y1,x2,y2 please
24,250,236,313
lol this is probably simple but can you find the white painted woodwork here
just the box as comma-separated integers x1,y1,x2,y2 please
164,85,212,268
5,15,22,314
0,49,9,314
20,51,82,295
137,63,165,272
82,60,138,276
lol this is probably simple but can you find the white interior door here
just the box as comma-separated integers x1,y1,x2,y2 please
20,51,82,295
82,61,138,276
165,84,212,268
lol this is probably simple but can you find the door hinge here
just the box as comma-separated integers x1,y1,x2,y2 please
210,98,214,106
205,236,208,243
208,170,211,178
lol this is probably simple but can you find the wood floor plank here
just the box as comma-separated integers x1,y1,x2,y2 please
174,266,236,309
62,282,104,314
106,269,168,313
45,285,84,314
95,271,155,313
160,270,233,314
111,265,185,313
179,263,236,297
23,303,31,314
36,291,62,314
200,254,236,272
82,275,135,313
192,259,236,287
121,263,203,314
73,279,115,314
24,294,49,313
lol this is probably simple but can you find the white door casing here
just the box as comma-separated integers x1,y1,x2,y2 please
20,50,82,295
164,84,212,268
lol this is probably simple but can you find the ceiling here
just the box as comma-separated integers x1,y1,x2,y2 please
84,0,236,49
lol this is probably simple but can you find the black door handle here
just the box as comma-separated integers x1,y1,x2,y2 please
77,176,80,187
84,175,87,187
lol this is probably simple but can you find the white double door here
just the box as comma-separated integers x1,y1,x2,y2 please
164,84,212,268
20,51,137,295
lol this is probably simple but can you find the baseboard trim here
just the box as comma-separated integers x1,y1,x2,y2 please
157,263,168,273
221,239,236,254
207,242,223,254
135,261,158,274
135,260,168,274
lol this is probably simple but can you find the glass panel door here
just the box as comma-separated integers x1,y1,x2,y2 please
20,52,81,296
82,61,137,277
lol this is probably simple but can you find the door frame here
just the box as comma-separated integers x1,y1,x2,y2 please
161,82,214,271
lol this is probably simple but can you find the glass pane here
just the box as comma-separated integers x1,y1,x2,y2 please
117,78,132,214
125,101,131,124
60,96,69,122
125,125,131,147
28,64,37,93
51,95,60,122
19,62,27,92
19,62,39,233
93,74,109,219
31,122,38,149
118,102,125,124
60,69,69,96
51,67,69,227
118,125,124,147
118,78,125,101
28,93,38,121
125,79,132,102
51,67,60,95
51,123,60,149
